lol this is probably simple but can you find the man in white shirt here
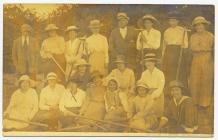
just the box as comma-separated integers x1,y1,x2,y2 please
12,24,39,79
59,79,86,127
31,72,66,131
162,13,189,87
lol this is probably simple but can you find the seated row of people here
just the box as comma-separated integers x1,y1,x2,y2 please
3,53,197,133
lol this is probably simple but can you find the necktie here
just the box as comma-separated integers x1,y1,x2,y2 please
23,36,28,48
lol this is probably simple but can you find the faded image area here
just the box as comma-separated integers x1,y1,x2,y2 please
3,4,214,136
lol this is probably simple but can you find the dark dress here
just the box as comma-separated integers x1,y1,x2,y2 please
164,96,198,133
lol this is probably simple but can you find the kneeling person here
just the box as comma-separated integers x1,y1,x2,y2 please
156,80,198,133
59,79,86,128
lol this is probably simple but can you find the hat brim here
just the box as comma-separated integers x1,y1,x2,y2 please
117,17,130,20
88,24,104,28
45,28,59,31
47,77,57,80
17,79,35,87
65,28,79,32
143,18,158,23
143,58,160,63
192,20,211,26
114,61,127,64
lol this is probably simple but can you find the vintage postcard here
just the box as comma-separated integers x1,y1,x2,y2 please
2,3,214,137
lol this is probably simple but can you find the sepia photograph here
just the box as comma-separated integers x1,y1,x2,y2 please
2,3,215,137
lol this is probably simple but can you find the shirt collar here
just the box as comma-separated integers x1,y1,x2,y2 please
120,26,127,30
173,96,189,106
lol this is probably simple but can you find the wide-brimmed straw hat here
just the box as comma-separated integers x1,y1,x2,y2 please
167,12,183,20
45,24,59,31
46,72,58,80
136,80,150,89
192,16,211,26
117,12,130,20
88,19,103,28
21,24,32,32
144,53,159,62
142,14,158,23
114,55,127,64
169,80,185,89
65,25,79,32
17,75,35,87
75,59,90,67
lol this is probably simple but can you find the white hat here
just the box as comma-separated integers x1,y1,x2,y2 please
143,14,158,23
117,12,130,20
65,25,79,32
88,19,103,28
45,24,59,31
17,75,35,87
46,72,58,80
192,16,211,26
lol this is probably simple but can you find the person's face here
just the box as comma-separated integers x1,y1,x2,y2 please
48,79,57,86
169,19,179,27
91,28,100,34
108,80,118,92
137,86,148,97
144,20,153,29
78,65,87,73
118,19,128,28
67,82,77,91
145,61,155,70
68,30,77,39
22,30,29,36
171,87,183,100
116,63,126,71
20,80,30,91
48,30,57,37
195,23,206,33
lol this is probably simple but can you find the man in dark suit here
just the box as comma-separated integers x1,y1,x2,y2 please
109,12,138,72
12,24,39,79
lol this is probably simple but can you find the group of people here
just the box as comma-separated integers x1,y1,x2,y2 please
3,12,214,133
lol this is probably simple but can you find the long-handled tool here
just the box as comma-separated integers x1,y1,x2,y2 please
176,28,191,80
6,117,48,128
51,55,66,75
66,111,153,132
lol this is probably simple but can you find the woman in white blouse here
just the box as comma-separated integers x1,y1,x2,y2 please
86,19,109,75
139,53,165,118
3,75,38,130
136,15,161,56
65,25,85,81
